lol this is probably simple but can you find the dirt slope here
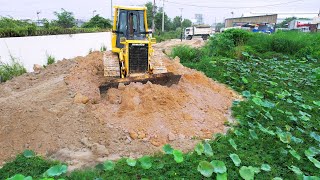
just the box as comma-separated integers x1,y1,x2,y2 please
0,39,240,170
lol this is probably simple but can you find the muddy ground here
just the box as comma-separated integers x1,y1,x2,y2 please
0,39,240,170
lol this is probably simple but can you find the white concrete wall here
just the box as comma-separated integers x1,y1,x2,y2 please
0,32,112,72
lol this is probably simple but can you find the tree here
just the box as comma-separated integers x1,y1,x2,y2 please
182,19,192,28
0,17,34,28
42,18,51,29
215,23,225,32
172,16,182,30
154,8,173,31
82,15,112,29
145,2,155,28
53,8,76,28
277,17,296,28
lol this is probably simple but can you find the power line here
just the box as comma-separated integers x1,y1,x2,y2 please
159,0,304,9
251,12,319,15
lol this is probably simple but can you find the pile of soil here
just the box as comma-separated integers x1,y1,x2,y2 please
0,39,240,170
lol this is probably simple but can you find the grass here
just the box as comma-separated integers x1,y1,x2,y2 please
154,30,182,42
1,30,320,179
201,29,320,60
100,45,107,52
0,55,26,82
46,54,56,65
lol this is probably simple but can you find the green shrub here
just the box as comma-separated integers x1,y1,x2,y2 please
233,45,257,60
0,56,26,82
46,55,56,65
270,35,303,54
100,45,107,52
0,27,105,38
203,34,235,57
246,33,273,53
154,31,181,42
223,29,251,46
204,30,320,60
170,45,201,63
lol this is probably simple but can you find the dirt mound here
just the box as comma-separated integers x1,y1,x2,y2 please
0,40,240,170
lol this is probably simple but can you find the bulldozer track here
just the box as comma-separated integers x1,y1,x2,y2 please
103,51,120,77
151,59,168,74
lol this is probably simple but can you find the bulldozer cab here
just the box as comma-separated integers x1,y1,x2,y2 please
115,9,147,48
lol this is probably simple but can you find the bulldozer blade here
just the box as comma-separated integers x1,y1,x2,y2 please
99,72,181,94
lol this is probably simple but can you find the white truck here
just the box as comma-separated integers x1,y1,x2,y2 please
185,25,212,40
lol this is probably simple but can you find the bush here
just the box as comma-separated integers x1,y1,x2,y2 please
170,45,202,63
203,34,235,57
46,55,56,65
203,30,320,60
0,26,105,38
247,31,320,59
223,29,251,46
82,15,112,29
270,35,303,54
0,56,26,82
154,31,181,42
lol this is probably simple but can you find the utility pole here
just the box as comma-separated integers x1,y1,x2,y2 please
111,0,113,19
179,8,183,41
93,10,97,18
215,17,217,32
162,0,165,32
152,0,156,32
36,11,41,26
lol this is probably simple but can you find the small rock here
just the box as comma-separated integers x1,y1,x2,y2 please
80,137,91,147
92,143,109,156
183,113,193,121
74,93,90,104
138,131,146,139
146,81,153,86
13,85,20,89
129,131,138,140
168,132,176,141
150,140,161,147
33,64,43,74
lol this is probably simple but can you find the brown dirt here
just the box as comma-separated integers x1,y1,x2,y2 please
0,39,240,170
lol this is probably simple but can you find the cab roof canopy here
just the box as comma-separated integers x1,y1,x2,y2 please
113,5,147,10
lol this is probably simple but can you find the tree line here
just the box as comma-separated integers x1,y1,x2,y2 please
145,2,192,31
0,2,195,38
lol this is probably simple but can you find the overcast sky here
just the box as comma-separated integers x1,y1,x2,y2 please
0,0,319,24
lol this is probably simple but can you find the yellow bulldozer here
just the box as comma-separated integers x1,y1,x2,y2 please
99,6,181,93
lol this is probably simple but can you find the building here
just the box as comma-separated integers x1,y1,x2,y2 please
312,16,320,31
195,14,203,25
225,14,278,28
288,19,313,32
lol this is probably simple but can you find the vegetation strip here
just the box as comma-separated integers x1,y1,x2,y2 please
1,30,319,179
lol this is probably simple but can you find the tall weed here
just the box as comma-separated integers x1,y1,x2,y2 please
203,30,320,59
0,55,26,82
46,55,56,65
